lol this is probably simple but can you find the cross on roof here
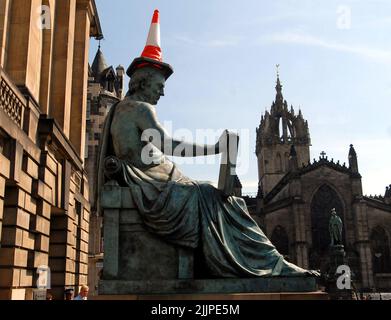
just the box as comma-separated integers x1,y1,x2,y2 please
320,151,327,158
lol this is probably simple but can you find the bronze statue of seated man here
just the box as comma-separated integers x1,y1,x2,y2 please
97,63,319,279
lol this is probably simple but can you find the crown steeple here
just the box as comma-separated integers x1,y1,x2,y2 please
256,67,311,148
256,69,311,196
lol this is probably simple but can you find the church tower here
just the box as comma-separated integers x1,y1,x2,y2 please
256,71,311,195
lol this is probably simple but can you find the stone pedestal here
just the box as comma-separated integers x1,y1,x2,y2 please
100,183,194,285
326,245,355,300
99,183,320,296
93,291,328,301
99,277,319,296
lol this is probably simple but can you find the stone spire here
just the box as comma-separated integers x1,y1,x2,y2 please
275,71,284,107
91,47,108,79
348,144,359,173
385,185,391,205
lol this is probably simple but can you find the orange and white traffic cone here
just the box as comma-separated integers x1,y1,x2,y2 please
141,9,162,62
127,9,173,79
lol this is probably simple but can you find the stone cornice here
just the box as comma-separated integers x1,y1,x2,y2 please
76,0,103,39
89,0,103,39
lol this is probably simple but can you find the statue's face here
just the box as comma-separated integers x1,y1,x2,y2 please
142,71,166,105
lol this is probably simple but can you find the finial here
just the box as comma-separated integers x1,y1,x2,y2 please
275,64,283,98
98,39,101,50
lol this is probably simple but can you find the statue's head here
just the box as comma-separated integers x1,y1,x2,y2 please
128,67,166,105
331,208,337,216
125,10,173,105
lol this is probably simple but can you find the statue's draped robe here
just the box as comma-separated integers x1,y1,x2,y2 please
97,103,310,278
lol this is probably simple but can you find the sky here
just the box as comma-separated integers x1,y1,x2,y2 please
90,0,391,196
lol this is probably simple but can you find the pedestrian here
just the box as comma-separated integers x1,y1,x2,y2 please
64,288,74,300
74,284,89,300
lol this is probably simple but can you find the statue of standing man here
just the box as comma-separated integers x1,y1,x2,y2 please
329,208,343,246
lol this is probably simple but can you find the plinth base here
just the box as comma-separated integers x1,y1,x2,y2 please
92,292,328,300
99,277,319,296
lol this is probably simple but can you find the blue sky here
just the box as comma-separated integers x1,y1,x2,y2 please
90,0,391,196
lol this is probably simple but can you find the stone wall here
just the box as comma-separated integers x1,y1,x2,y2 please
0,0,102,300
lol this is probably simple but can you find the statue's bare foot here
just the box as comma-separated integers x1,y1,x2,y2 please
280,260,321,277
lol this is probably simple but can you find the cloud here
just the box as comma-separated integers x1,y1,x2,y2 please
258,32,391,64
172,35,241,48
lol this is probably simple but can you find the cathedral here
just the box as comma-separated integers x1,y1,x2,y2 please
245,74,391,292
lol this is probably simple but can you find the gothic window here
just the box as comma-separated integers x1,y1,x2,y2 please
278,119,283,139
371,227,391,274
310,185,345,253
271,226,289,257
277,116,294,141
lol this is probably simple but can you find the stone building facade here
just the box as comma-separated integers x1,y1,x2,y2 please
85,47,123,296
247,75,391,292
0,0,102,300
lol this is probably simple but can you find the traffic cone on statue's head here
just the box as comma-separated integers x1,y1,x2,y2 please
127,9,173,80
141,9,162,61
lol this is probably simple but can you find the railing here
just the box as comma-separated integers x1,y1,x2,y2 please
0,69,26,128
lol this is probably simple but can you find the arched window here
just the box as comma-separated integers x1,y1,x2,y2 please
271,226,289,257
371,227,391,274
310,185,345,253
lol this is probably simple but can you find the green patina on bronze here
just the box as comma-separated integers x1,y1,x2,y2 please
329,208,343,246
97,65,319,279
